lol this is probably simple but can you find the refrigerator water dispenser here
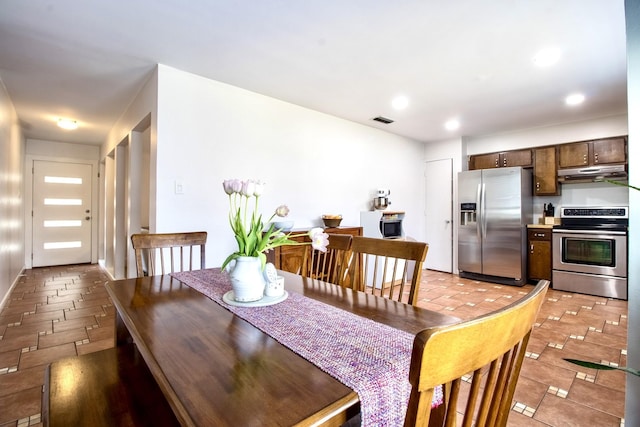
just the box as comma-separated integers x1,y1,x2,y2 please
460,202,477,225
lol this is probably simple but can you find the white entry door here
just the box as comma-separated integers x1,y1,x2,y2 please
424,158,453,273
32,160,93,267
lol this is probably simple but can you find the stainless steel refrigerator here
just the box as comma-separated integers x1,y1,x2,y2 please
457,167,532,286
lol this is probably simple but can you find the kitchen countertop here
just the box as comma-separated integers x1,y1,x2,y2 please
527,224,554,229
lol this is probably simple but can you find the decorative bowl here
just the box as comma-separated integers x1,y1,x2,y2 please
322,215,342,228
271,221,294,231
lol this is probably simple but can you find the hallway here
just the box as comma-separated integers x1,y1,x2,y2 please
0,265,113,426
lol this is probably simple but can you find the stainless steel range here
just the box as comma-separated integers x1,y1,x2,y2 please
552,206,628,299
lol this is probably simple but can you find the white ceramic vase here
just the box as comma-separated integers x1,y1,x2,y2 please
229,256,266,302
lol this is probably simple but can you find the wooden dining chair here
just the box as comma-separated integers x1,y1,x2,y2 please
343,236,428,306
404,279,550,427
130,232,207,277
300,234,352,285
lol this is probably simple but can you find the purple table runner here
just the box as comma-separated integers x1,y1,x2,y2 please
173,268,442,426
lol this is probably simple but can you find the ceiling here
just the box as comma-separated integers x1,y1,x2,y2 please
0,0,628,145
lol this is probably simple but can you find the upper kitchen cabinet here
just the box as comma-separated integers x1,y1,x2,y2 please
469,149,532,170
558,137,627,168
533,146,559,196
592,137,627,164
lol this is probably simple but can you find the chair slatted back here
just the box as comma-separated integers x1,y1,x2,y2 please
343,236,428,306
131,232,207,277
404,280,550,427
300,234,352,285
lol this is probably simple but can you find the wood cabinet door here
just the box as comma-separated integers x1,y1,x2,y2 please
592,137,626,164
469,153,500,170
470,150,532,169
503,149,532,167
558,142,589,168
279,244,306,274
527,229,552,281
533,147,559,196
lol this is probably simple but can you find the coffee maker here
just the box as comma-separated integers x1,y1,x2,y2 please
373,189,391,210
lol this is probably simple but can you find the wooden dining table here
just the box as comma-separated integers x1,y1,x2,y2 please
105,269,460,426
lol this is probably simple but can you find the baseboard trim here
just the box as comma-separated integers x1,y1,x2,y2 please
0,266,26,312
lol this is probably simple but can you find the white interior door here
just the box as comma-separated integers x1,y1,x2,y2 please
32,160,93,267
424,158,453,273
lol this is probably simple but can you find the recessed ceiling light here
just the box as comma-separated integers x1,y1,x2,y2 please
565,93,585,105
532,47,562,67
57,118,78,130
391,95,409,110
444,119,460,131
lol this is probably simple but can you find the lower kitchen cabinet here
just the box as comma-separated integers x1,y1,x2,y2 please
267,226,362,274
527,227,552,282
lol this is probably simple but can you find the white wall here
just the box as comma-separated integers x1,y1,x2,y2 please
100,71,158,278
102,72,158,160
26,139,100,159
624,0,639,423
155,65,426,268
464,114,628,154
0,78,25,308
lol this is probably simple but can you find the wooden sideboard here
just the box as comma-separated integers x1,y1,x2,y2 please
267,226,363,274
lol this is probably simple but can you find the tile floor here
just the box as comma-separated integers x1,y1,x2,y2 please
418,270,627,427
0,265,628,426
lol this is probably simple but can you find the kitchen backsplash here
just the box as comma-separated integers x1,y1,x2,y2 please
533,180,629,222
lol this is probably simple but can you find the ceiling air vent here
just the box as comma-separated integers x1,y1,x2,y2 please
372,116,394,124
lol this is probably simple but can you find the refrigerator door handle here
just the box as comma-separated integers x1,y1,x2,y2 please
480,182,487,239
475,183,482,239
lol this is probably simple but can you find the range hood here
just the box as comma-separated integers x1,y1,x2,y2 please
558,164,627,182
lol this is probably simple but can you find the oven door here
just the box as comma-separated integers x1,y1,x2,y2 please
552,229,627,277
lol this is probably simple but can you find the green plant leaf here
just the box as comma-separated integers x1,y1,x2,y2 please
564,358,640,377
221,253,238,271
258,252,267,270
605,179,640,192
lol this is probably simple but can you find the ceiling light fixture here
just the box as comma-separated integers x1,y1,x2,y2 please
532,47,562,67
57,118,78,130
565,93,585,106
444,119,460,131
391,95,409,110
